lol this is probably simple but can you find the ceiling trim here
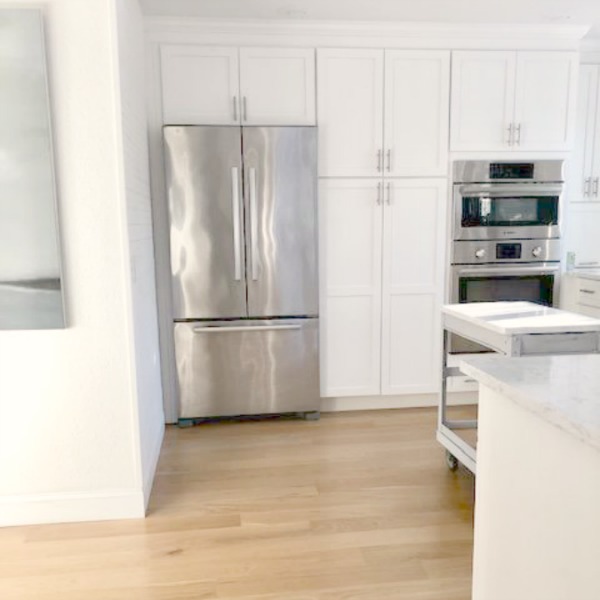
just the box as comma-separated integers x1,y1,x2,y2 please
144,18,590,50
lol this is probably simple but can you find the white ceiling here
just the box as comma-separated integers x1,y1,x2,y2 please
140,0,600,39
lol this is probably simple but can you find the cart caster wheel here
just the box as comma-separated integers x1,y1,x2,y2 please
445,451,459,471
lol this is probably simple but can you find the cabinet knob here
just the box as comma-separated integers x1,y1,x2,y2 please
475,248,486,259
532,246,542,258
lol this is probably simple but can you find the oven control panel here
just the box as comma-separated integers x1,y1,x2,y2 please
453,239,560,265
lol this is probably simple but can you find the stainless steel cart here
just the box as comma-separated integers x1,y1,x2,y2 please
438,302,600,473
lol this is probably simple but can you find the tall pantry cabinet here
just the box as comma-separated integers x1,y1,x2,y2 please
317,49,450,398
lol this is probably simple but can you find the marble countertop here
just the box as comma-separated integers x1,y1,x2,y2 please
443,301,600,335
460,354,600,452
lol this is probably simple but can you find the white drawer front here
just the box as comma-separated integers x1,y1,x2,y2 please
577,278,600,308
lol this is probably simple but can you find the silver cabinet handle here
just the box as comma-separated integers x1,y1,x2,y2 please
243,96,248,121
579,261,599,266
194,324,301,333
233,96,238,121
376,181,382,205
584,177,591,197
249,167,259,281
515,123,522,146
377,149,382,172
386,149,392,172
580,289,596,295
386,182,392,205
507,123,513,146
594,177,600,197
231,167,242,281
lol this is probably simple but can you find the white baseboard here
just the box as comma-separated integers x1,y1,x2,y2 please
0,489,145,528
143,422,165,510
321,391,477,412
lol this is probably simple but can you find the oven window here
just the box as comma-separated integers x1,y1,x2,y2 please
459,275,554,305
462,196,558,227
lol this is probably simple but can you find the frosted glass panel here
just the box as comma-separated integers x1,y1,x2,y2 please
0,9,65,329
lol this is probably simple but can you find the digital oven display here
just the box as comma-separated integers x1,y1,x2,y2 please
496,243,522,259
489,163,534,179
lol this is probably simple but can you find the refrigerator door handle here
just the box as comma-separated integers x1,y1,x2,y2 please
231,167,242,281
249,167,259,281
193,324,302,333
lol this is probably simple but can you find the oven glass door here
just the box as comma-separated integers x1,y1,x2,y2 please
461,195,558,228
454,184,562,241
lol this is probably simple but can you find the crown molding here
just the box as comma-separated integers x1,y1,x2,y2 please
144,18,590,50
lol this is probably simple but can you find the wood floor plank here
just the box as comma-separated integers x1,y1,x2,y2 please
0,408,475,599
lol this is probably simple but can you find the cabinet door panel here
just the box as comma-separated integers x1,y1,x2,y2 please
239,48,315,125
564,205,600,269
450,51,516,151
385,50,450,176
160,45,239,125
591,69,600,201
514,52,578,151
319,179,383,397
568,66,598,203
317,49,384,177
381,180,446,395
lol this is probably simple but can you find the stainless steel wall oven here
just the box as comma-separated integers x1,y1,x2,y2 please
450,160,564,353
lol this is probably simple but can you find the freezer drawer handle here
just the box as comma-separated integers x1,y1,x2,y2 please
249,167,259,281
231,167,242,281
193,325,302,333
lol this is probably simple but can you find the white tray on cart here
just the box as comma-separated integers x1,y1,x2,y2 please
438,301,600,473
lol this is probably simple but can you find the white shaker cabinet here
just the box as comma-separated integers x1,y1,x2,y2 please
451,51,578,152
381,180,446,395
161,45,240,125
317,49,450,177
319,178,445,397
319,179,383,397
239,48,316,125
160,45,316,125
569,65,600,202
317,49,384,177
384,51,450,177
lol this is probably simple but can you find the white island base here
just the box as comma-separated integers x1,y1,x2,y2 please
461,355,600,600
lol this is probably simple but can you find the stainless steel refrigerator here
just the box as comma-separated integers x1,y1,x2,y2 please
164,126,320,422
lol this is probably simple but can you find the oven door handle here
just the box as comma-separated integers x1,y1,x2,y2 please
456,265,559,277
458,184,563,196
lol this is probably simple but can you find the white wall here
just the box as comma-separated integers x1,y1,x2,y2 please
113,0,165,506
0,0,162,526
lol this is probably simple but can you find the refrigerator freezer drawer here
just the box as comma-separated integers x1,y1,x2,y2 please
174,319,320,418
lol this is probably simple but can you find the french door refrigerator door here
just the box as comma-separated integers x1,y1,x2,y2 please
174,319,320,418
164,126,247,319
242,127,318,318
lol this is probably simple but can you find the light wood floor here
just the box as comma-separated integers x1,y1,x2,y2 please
0,409,475,600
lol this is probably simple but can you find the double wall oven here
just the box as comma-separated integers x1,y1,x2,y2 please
451,160,564,353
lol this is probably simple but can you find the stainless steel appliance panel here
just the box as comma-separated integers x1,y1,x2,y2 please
242,127,318,317
175,319,320,418
453,239,561,265
453,160,565,184
165,126,247,319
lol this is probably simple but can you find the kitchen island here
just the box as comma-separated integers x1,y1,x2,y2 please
460,354,600,600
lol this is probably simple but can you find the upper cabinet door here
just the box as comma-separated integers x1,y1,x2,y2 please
569,66,599,202
239,48,316,125
160,45,240,125
513,52,579,151
384,51,450,177
450,51,516,151
590,69,600,202
317,49,384,177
